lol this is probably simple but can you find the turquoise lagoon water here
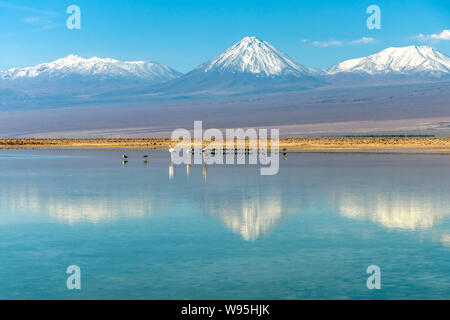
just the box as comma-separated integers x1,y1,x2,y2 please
0,149,449,299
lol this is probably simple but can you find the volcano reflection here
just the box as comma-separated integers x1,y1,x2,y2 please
0,184,167,224
1,152,449,243
337,191,449,230
204,191,285,241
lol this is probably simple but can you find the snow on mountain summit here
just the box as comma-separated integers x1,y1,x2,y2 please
199,36,321,77
0,55,181,82
328,46,450,76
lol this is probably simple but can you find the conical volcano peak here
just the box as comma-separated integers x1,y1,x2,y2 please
199,36,321,77
235,36,265,46
240,36,261,42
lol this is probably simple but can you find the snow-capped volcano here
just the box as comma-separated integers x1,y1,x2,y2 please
155,36,326,95
328,46,450,76
199,36,321,77
0,54,181,83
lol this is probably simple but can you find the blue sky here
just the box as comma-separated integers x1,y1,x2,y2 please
0,0,449,72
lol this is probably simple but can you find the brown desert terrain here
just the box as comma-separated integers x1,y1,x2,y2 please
1,137,450,152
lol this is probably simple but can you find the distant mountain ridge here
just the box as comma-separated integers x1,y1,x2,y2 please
0,55,182,108
0,38,450,108
328,46,450,77
0,54,181,83
1,42,449,83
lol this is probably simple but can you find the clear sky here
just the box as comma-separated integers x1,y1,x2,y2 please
0,0,449,73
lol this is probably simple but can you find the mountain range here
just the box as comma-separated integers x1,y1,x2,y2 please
328,45,450,76
0,36,449,108
327,45,450,85
0,54,181,108
0,54,181,82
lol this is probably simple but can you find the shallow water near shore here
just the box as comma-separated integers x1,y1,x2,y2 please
0,149,449,299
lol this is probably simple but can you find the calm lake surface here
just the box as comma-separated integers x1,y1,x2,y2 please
0,149,449,299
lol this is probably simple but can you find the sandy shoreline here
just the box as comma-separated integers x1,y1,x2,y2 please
1,138,450,152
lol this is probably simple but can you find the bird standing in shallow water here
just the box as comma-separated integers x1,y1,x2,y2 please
169,146,175,163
